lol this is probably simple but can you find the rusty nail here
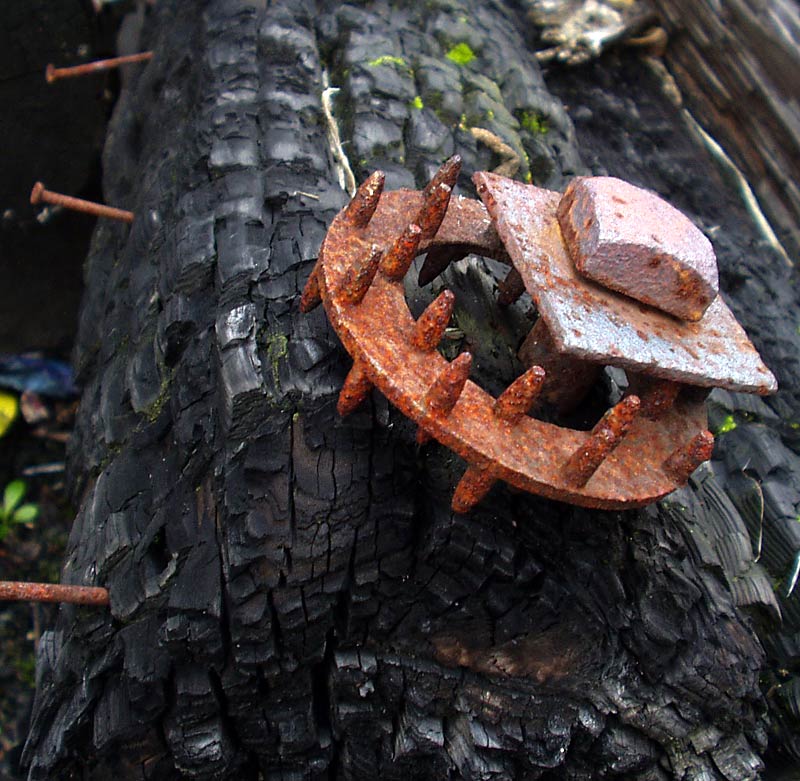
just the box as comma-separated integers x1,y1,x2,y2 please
424,352,472,415
31,181,134,223
0,580,109,607
46,51,154,83
300,263,323,313
381,223,423,280
411,290,456,352
344,171,385,228
423,154,462,198
418,246,467,286
452,465,497,514
663,430,715,482
494,365,546,422
563,395,642,486
339,244,383,305
415,182,453,241
497,266,525,306
337,360,373,416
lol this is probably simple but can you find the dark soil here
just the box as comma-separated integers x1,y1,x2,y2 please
0,412,73,776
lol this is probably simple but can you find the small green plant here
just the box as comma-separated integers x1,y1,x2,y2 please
0,479,39,541
367,54,408,70
445,42,476,66
715,414,737,434
520,110,550,135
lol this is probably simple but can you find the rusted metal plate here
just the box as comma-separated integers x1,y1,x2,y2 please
557,176,718,321
474,171,777,395
308,166,712,511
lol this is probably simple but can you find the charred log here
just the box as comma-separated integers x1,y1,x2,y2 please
21,1,800,779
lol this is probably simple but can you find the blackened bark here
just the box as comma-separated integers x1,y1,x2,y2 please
22,1,800,779
653,0,800,260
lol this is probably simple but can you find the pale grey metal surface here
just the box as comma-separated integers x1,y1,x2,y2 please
474,172,777,394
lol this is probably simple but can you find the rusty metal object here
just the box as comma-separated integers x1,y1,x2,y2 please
31,182,134,224
474,172,776,395
562,395,641,486
45,51,153,83
303,158,776,513
663,430,715,482
557,176,718,321
630,376,681,419
518,318,602,412
0,580,109,606
497,266,526,306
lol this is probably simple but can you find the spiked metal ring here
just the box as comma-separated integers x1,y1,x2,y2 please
301,157,776,513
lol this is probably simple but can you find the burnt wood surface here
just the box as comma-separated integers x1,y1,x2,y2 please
21,1,800,779
653,0,800,259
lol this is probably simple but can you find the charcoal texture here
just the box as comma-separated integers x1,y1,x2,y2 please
22,1,800,779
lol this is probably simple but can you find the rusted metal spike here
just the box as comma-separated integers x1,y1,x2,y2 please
340,245,383,305
300,264,322,312
46,52,153,83
30,181,134,223
423,154,462,198
381,223,423,280
494,365,546,422
452,465,497,514
418,246,467,286
415,182,452,241
563,395,641,486
424,352,472,415
639,379,681,419
344,170,385,228
411,290,456,351
0,580,109,606
663,430,715,483
337,360,373,416
497,266,525,306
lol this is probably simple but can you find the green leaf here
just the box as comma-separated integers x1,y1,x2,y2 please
0,391,19,438
3,480,26,515
12,503,39,524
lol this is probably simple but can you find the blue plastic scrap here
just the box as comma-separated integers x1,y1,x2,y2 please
0,355,77,398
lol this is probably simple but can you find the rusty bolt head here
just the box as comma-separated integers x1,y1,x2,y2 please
557,177,719,322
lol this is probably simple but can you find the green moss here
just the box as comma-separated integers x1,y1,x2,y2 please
142,370,173,423
485,108,495,121
265,332,289,391
410,95,424,110
716,414,737,434
520,110,550,135
445,42,476,66
368,54,410,73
